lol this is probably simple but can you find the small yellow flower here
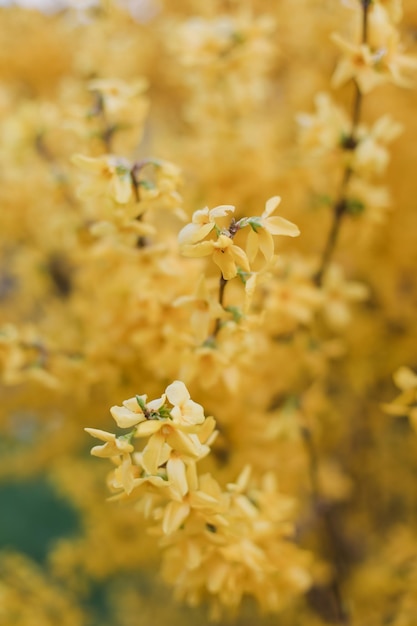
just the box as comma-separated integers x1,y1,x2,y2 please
166,380,205,425
72,153,133,203
331,28,417,93
246,196,300,264
331,35,387,93
352,115,403,177
139,422,206,475
88,77,148,116
110,394,166,429
173,275,228,343
178,205,235,245
297,92,350,152
181,234,250,280
84,428,134,458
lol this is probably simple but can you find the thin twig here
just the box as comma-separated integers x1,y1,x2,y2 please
212,275,227,338
314,0,371,286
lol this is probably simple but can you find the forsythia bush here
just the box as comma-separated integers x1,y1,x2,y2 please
1,0,417,624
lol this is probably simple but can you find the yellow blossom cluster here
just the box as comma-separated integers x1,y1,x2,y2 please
1,1,417,625
87,383,311,617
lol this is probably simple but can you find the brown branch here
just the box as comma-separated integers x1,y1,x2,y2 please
301,425,351,625
314,0,370,286
212,275,228,338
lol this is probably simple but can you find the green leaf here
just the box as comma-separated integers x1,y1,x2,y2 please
136,395,147,411
247,217,262,233
139,179,156,190
346,198,365,216
225,305,243,323
236,267,251,285
202,336,217,349
115,164,130,177
118,430,136,443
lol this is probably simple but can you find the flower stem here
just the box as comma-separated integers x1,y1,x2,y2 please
301,425,351,625
314,0,370,286
212,275,227,338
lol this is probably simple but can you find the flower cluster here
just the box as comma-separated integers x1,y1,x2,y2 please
179,198,299,285
86,382,311,617
86,381,216,504
331,2,417,93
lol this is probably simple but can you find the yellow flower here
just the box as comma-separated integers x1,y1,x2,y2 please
181,234,250,280
71,153,133,203
352,115,403,177
331,27,417,93
139,422,206,475
173,275,228,343
108,455,169,498
165,380,205,425
331,35,387,93
245,196,300,264
88,77,148,116
297,92,350,152
178,205,235,245
84,428,134,458
110,394,166,429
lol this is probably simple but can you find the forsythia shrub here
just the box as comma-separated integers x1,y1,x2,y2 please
1,0,417,624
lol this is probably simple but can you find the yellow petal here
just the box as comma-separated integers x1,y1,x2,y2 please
166,380,190,406
85,427,115,442
146,394,166,411
167,456,189,497
110,405,144,428
115,454,135,494
136,420,164,437
178,221,214,245
181,241,214,257
209,204,235,218
213,249,237,280
263,195,281,218
246,229,259,264
71,153,106,173
141,432,166,474
230,244,251,273
265,216,300,237
257,229,274,263
167,427,202,458
207,560,229,593
162,500,190,534
112,170,132,203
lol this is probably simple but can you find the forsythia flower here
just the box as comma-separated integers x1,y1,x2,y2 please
165,380,205,425
173,275,228,343
87,381,216,495
110,394,166,429
331,35,388,93
88,77,148,117
331,13,417,94
245,196,300,264
84,428,134,458
178,205,235,245
297,92,350,152
72,153,133,203
352,115,403,177
181,234,251,280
